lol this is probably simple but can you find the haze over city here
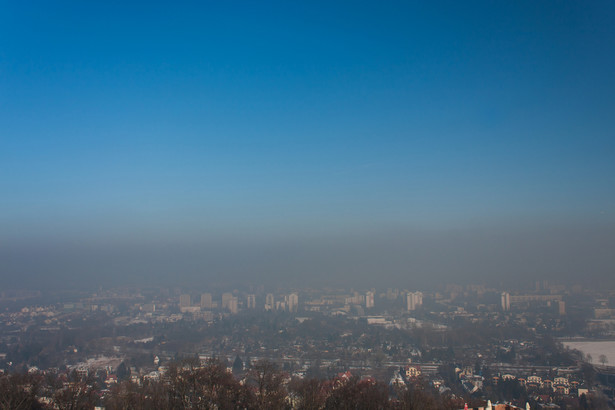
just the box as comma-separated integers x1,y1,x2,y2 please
1,1,614,290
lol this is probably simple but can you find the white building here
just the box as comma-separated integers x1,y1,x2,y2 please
222,293,233,310
288,293,299,312
179,294,191,308
265,293,274,310
501,292,510,311
407,291,423,311
200,293,212,309
228,297,238,314
365,291,374,308
247,294,256,309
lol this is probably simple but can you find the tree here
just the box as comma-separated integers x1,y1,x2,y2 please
248,359,287,410
324,377,390,410
105,381,149,410
232,355,244,375
53,381,97,410
165,358,253,409
599,354,608,366
305,358,324,380
197,359,253,409
580,363,596,387
396,383,439,410
289,378,327,410
579,393,590,410
0,373,44,410
116,362,130,381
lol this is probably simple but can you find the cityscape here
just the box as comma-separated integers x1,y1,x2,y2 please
2,280,615,408
2,1,615,409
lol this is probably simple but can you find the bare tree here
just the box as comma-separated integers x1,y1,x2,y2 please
0,373,44,410
289,378,327,410
248,359,287,410
599,354,608,366
164,358,253,409
53,381,97,410
396,381,439,410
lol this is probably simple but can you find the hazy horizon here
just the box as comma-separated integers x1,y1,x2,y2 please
2,222,613,290
2,2,614,290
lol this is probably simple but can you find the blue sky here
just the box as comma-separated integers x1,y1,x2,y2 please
1,2,614,287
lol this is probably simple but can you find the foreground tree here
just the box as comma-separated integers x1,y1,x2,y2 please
324,377,390,410
248,359,288,410
0,373,44,410
196,359,253,409
164,358,254,409
289,378,327,410
105,380,153,410
53,381,97,410
395,381,439,410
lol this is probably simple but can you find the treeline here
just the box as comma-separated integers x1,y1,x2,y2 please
0,359,471,409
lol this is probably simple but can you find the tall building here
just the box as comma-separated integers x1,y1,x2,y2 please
222,293,233,310
501,292,510,311
265,293,274,310
179,294,191,308
365,291,374,308
288,293,299,312
246,294,256,309
407,291,423,311
229,297,238,314
558,300,566,315
200,293,212,309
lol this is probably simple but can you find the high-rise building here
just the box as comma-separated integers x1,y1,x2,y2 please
365,291,374,308
179,294,191,308
288,293,299,312
407,291,423,311
558,300,566,315
200,293,212,309
501,292,510,311
265,293,274,310
229,297,238,314
247,294,256,309
222,293,233,310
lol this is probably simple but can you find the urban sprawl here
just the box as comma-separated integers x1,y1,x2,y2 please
1,282,615,409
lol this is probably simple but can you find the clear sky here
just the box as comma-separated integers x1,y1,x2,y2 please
1,1,614,288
